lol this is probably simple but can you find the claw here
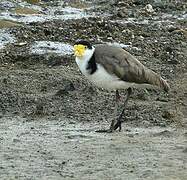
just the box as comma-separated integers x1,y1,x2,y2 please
114,120,122,131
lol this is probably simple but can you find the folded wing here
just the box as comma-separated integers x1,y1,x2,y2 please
94,45,170,92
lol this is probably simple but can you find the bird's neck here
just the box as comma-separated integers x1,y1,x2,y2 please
82,47,95,63
75,47,96,75
86,50,97,75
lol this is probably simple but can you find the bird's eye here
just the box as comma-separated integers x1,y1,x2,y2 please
84,46,87,49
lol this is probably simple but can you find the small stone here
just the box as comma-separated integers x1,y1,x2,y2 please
138,36,144,41
55,89,68,96
13,138,20,143
64,82,75,92
122,29,132,35
35,104,44,115
145,4,154,13
14,42,27,46
167,25,178,32
107,37,113,40
55,82,75,96
167,59,179,64
116,8,128,18
162,109,176,119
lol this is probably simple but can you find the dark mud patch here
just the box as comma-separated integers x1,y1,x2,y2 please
0,0,187,179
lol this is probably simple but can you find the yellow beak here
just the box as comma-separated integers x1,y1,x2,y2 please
74,44,86,57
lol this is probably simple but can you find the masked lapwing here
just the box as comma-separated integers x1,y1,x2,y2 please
74,40,170,133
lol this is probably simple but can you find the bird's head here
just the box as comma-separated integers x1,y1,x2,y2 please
73,40,94,59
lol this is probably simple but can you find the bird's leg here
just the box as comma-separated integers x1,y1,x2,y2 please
95,90,120,133
115,89,121,101
108,90,121,132
113,88,132,131
96,88,132,133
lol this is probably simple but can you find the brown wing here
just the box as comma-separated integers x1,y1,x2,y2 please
94,44,170,92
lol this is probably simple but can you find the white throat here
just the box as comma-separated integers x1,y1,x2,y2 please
75,47,95,75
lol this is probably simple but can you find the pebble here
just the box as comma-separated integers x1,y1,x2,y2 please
145,4,154,13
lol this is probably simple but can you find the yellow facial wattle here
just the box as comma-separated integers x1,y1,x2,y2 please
74,44,86,57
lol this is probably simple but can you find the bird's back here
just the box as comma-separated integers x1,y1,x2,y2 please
94,44,170,92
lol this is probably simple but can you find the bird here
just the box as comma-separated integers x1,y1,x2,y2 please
73,40,170,133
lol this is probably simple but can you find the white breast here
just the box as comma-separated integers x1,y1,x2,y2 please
87,64,132,90
76,56,132,91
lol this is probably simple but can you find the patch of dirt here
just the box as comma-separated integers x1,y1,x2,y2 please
0,117,186,179
0,0,186,179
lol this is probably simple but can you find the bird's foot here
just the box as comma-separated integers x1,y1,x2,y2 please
95,120,122,133
114,120,122,131
95,118,122,133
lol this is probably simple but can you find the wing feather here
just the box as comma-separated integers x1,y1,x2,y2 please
94,44,170,92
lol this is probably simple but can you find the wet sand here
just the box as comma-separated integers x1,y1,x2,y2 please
0,0,187,179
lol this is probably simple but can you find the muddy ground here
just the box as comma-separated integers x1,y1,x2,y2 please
0,0,187,179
